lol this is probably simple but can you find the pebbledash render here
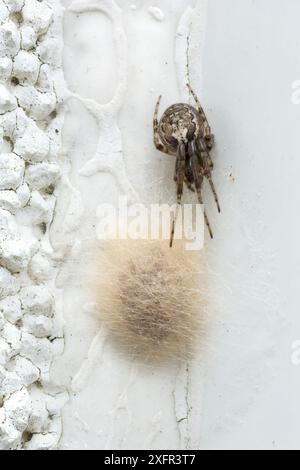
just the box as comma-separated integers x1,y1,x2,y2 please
0,0,68,450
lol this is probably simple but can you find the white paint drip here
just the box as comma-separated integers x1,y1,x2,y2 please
67,0,138,205
63,0,143,444
143,411,162,447
105,362,137,450
71,328,107,393
148,6,165,22
73,411,90,432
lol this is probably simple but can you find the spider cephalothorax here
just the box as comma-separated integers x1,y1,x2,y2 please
153,84,220,245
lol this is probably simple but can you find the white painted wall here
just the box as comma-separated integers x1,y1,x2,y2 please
49,0,300,450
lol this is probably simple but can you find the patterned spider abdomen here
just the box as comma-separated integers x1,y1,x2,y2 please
159,103,200,151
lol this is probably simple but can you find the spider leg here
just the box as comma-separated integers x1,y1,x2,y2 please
188,140,214,239
154,95,161,131
197,138,214,169
153,95,170,155
184,177,195,192
205,134,215,151
187,83,213,147
206,172,221,213
170,142,186,247
176,143,185,204
197,139,221,213
174,154,179,182
184,158,195,192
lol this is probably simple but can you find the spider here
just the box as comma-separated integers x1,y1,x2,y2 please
153,84,220,246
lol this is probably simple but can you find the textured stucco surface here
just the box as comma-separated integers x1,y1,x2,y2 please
0,0,68,450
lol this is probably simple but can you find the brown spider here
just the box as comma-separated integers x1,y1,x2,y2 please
153,84,220,246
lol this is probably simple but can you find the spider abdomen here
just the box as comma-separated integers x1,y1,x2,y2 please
159,103,200,151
